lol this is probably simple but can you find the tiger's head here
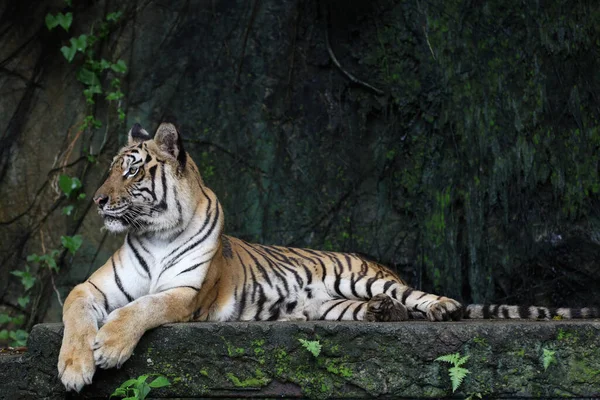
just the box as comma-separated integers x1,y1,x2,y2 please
93,121,204,235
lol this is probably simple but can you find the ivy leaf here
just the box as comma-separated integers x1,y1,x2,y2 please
0,313,11,324
106,91,124,101
72,34,88,52
59,175,82,197
62,205,74,216
60,45,77,62
149,375,171,388
111,60,127,74
61,235,83,255
298,338,321,357
77,68,100,87
9,329,28,347
17,296,30,308
0,330,8,340
45,14,59,30
106,11,123,22
56,12,73,31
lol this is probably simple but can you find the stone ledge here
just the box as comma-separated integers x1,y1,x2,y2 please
1,320,600,399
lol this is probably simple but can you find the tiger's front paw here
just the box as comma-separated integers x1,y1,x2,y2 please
427,297,463,321
58,335,96,392
93,319,141,369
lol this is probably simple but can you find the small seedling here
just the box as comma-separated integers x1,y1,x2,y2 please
110,374,170,400
435,352,470,392
298,338,322,357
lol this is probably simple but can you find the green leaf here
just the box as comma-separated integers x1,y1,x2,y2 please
77,68,100,87
45,14,58,30
9,329,28,347
10,270,24,278
118,108,126,121
11,314,24,326
111,60,127,74
17,296,30,308
56,12,73,31
58,175,82,197
0,330,8,340
118,379,138,389
139,383,151,400
106,91,124,101
543,348,556,370
106,11,123,22
109,387,128,398
448,366,469,392
149,375,171,388
72,34,88,51
298,338,321,357
60,45,77,62
78,193,87,200
435,353,461,365
22,273,36,291
61,235,83,255
0,313,11,324
62,205,74,216
26,254,39,263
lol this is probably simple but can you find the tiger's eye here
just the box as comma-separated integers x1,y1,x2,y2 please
128,167,139,177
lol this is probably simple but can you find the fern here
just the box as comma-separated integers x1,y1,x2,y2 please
436,352,470,392
298,338,322,357
542,348,556,370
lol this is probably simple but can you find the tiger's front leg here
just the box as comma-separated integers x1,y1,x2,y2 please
92,287,198,369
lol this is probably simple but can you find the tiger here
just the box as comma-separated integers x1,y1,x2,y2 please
58,121,599,392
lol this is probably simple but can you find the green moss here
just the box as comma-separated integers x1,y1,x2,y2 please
226,370,271,388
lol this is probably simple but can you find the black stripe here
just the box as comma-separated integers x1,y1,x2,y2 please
401,288,414,303
366,277,377,298
286,301,297,313
350,273,360,298
162,285,200,292
241,247,273,287
127,235,151,279
337,302,354,321
383,280,394,294
156,166,168,211
353,302,366,320
254,285,267,320
518,306,528,319
88,281,109,311
538,308,547,319
483,305,491,319
161,204,220,276
320,300,347,320
175,259,211,276
334,269,344,298
302,265,313,286
237,254,248,319
112,256,133,302
502,307,510,319
391,288,398,299
571,308,582,318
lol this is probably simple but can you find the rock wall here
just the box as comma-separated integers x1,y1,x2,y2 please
1,0,600,328
2,321,600,399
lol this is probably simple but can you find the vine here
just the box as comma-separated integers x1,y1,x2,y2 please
0,1,129,347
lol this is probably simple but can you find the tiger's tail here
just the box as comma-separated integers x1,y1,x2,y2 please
463,304,600,320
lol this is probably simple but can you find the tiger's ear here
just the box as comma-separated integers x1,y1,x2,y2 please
128,123,151,145
154,122,186,168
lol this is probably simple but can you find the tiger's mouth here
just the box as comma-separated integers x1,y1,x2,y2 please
101,215,130,233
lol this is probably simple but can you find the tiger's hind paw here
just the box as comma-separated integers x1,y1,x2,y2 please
426,297,463,321
365,293,409,322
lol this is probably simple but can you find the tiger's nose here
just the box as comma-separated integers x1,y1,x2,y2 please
94,194,109,209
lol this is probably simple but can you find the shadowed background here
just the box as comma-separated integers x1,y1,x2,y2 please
1,0,600,332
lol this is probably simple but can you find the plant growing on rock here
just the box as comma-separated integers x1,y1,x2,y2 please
436,352,470,393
